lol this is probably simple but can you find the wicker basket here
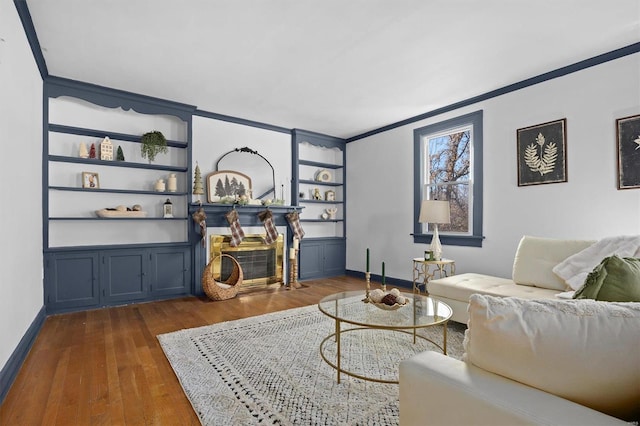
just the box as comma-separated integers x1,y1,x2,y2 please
202,254,244,301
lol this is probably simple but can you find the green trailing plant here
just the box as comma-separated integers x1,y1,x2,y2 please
140,130,168,162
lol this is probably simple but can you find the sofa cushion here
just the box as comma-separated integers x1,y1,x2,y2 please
464,294,640,421
512,236,595,291
574,255,640,302
428,273,559,303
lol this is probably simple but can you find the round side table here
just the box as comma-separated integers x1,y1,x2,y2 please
412,258,455,294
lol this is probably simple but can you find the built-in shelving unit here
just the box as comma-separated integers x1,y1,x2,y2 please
292,129,346,279
43,77,196,313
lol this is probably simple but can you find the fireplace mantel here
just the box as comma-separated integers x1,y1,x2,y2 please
189,203,304,296
189,203,303,228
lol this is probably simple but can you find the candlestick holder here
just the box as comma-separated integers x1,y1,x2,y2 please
363,272,371,302
291,249,302,289
382,281,386,292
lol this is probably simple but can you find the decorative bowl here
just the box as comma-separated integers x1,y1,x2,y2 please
371,300,410,311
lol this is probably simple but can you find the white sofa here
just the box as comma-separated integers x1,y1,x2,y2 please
399,295,640,425
427,236,596,323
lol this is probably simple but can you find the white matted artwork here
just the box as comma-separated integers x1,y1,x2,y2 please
207,170,252,202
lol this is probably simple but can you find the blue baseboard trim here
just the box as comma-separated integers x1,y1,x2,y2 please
0,306,46,404
345,269,413,290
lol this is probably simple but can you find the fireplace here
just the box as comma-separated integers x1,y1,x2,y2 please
209,234,284,291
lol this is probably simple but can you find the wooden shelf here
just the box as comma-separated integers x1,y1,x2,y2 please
49,155,188,172
298,159,343,169
49,124,188,148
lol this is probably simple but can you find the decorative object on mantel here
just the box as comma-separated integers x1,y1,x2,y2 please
96,204,147,218
315,169,332,182
78,142,88,158
257,209,279,245
89,143,96,159
325,190,335,201
191,207,207,246
286,211,305,240
82,171,99,189
215,146,276,200
225,209,245,247
167,173,177,192
202,254,243,301
100,137,113,161
206,170,251,203
192,162,204,204
325,207,337,219
116,145,125,161
163,198,173,218
140,130,168,163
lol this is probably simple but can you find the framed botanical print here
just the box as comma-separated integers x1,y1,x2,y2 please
517,119,567,186
616,114,640,190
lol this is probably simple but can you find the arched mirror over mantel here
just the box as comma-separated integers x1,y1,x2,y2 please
213,147,276,200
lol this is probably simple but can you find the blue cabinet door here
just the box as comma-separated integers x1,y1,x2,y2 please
299,240,324,280
101,250,147,303
299,239,346,280
322,239,346,277
149,247,191,296
45,252,100,312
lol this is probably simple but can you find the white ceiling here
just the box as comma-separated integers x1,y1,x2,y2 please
25,0,640,138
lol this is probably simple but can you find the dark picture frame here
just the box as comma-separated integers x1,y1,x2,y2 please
517,118,567,186
616,114,640,190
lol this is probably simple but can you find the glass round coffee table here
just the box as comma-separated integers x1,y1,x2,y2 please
318,290,452,384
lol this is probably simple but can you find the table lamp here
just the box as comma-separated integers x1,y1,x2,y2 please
419,200,450,261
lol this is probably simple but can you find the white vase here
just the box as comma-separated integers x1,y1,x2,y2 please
155,179,166,192
167,173,177,192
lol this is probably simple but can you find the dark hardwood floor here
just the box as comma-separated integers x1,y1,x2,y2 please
0,276,366,425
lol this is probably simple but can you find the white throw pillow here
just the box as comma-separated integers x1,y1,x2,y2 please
553,235,640,290
511,236,595,291
463,294,640,421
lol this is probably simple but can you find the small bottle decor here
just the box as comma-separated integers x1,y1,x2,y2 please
167,173,177,192
163,198,173,218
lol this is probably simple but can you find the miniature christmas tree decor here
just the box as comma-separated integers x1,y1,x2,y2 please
89,143,96,159
193,162,204,204
116,145,125,161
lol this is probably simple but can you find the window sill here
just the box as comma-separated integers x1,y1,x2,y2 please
412,233,484,248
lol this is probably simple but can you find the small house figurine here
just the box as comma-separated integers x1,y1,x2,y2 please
163,198,173,218
100,137,113,161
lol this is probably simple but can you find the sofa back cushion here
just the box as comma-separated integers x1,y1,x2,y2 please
512,235,595,291
464,294,640,421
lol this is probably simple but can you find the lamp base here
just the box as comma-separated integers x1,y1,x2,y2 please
430,224,442,261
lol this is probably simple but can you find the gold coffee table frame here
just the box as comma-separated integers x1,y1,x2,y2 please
318,290,452,384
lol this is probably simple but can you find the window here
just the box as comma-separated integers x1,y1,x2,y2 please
413,110,483,247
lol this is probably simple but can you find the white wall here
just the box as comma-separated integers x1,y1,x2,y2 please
192,116,292,204
347,53,640,282
0,0,44,370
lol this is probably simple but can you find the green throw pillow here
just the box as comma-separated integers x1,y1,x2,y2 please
573,255,640,302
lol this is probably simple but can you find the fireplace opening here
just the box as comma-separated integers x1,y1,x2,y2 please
209,234,284,291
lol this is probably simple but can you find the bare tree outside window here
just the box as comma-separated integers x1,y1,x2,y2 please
424,129,471,234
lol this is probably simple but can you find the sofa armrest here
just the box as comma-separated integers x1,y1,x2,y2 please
399,351,626,426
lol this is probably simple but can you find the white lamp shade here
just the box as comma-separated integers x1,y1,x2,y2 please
419,200,451,224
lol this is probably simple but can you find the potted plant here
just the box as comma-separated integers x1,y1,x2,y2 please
140,130,168,162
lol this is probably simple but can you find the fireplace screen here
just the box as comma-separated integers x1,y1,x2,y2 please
210,234,284,289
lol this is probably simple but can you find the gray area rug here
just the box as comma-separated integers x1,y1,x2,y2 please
158,303,466,425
